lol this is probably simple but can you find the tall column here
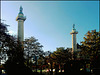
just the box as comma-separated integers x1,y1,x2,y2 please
70,24,78,59
16,6,26,42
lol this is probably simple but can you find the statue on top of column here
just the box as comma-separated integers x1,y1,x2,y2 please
73,24,75,29
19,6,23,14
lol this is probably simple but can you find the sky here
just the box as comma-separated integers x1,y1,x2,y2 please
1,1,99,52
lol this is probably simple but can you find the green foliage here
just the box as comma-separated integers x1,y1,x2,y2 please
0,22,12,61
38,55,45,65
0,22,24,65
80,30,100,60
44,47,72,71
0,21,45,74
24,37,44,67
50,47,72,64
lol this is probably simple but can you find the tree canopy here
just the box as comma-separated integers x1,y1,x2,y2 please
24,37,44,68
0,22,24,65
50,47,72,64
80,30,100,60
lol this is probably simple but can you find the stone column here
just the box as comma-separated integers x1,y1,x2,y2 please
70,24,78,59
16,6,26,42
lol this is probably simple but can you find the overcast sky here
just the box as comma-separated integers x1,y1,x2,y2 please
1,1,99,52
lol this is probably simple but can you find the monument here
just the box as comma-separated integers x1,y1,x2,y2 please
70,24,78,58
16,6,26,42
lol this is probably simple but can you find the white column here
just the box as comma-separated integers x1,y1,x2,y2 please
70,24,78,59
16,6,26,43
18,20,24,42
72,34,77,52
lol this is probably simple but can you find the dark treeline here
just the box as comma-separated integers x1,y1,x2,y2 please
0,21,100,75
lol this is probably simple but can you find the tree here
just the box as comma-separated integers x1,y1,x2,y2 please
37,55,45,74
0,22,24,64
0,22,9,63
80,30,100,60
24,37,44,70
1,21,43,75
95,35,100,55
50,47,72,73
0,22,28,75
